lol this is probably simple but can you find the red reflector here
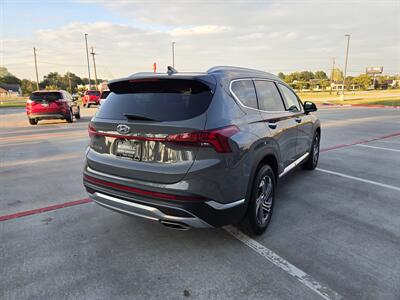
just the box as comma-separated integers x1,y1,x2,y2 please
83,174,204,201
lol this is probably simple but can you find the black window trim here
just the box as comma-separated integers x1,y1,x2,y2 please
229,78,289,114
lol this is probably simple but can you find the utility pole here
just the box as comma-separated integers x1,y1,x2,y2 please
33,47,39,90
171,41,176,68
341,34,351,100
90,47,98,90
330,57,335,95
84,33,91,90
67,72,72,93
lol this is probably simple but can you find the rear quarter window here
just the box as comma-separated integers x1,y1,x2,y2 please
231,80,258,109
97,78,215,121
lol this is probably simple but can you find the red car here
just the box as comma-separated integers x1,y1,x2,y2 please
82,90,101,107
26,90,80,125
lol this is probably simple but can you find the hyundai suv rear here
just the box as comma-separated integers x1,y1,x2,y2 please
83,66,320,235
26,90,80,125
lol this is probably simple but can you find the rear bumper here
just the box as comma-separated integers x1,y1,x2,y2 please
89,191,210,229
27,113,65,119
83,166,247,228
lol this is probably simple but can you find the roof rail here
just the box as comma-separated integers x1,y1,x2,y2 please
167,66,178,75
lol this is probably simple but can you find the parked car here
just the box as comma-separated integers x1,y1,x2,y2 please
26,90,80,125
82,90,101,107
99,90,111,106
83,66,320,235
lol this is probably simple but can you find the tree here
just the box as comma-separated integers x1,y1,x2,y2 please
314,71,328,80
331,68,343,82
298,71,314,81
20,79,36,95
277,72,285,80
40,72,64,89
0,74,21,84
351,74,371,90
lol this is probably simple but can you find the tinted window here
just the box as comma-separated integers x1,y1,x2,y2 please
254,81,285,111
86,91,100,96
278,84,301,112
30,92,62,102
231,80,258,109
97,79,214,121
100,91,111,99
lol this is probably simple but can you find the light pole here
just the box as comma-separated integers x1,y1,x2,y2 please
341,34,351,100
171,42,176,68
84,33,92,90
33,47,39,90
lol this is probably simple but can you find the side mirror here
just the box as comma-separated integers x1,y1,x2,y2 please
303,101,317,114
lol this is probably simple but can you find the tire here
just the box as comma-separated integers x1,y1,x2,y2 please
75,107,81,119
66,109,73,123
28,118,38,125
243,164,276,235
302,130,320,170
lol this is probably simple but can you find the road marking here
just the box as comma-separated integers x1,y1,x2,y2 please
316,168,400,192
1,152,82,169
224,226,342,300
355,144,400,153
0,198,91,222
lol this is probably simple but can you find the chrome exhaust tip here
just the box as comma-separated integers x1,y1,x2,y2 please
159,220,191,231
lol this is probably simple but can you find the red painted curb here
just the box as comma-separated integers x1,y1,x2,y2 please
319,104,400,109
0,198,92,222
321,131,400,153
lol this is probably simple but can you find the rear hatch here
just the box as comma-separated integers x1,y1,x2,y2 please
87,75,216,184
28,92,63,113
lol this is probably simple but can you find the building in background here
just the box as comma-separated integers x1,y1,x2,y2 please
0,83,22,96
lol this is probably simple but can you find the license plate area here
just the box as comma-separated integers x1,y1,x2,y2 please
115,139,142,161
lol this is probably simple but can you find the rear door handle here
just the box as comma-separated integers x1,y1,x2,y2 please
295,117,302,123
268,122,277,129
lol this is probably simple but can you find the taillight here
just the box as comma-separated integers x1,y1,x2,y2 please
88,124,97,138
166,125,239,153
88,124,239,153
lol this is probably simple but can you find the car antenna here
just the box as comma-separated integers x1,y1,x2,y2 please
167,66,178,75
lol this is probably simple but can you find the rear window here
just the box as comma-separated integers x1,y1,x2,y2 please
30,92,62,101
97,79,214,121
100,91,111,99
86,91,100,96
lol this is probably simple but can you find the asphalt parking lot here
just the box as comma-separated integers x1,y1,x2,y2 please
1,105,400,300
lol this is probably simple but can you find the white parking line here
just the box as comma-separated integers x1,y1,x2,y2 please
224,226,342,300
316,168,400,192
355,144,400,153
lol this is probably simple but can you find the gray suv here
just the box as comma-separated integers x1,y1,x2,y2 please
83,66,320,235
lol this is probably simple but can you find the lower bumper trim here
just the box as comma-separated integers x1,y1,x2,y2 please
89,192,211,229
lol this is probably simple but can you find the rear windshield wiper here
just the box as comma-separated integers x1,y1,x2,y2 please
123,113,159,122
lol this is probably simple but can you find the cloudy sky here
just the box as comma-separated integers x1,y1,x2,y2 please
1,0,399,81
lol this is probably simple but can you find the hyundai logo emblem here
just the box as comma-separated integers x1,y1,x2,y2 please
116,124,131,134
